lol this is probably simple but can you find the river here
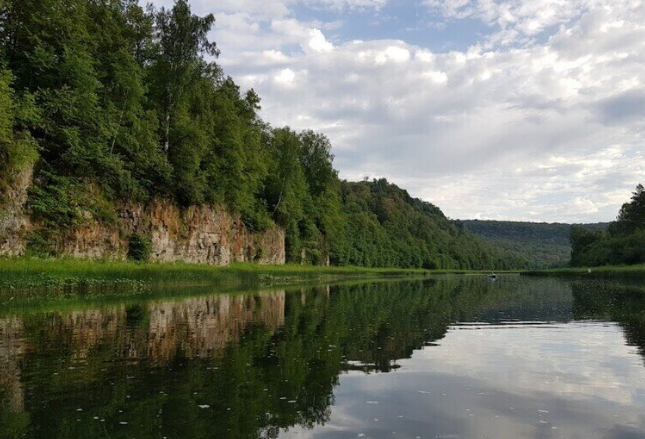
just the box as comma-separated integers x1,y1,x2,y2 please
1,275,644,438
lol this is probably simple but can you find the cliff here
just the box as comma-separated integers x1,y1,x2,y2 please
0,169,285,265
0,167,32,256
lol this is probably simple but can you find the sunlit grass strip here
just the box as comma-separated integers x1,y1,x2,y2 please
0,257,516,294
0,257,426,293
522,264,645,278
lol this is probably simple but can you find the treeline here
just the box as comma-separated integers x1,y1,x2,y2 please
462,220,607,269
570,184,645,267
0,0,516,269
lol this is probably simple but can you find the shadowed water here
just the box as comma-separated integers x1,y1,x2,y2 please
1,276,645,438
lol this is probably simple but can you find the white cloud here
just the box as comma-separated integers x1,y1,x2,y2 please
151,0,390,20
307,29,334,52
274,68,298,85
147,0,645,222
426,0,613,40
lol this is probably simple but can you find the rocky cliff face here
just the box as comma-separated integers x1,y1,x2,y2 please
0,168,32,256
0,168,285,265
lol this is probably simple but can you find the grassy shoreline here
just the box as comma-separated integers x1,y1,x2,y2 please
0,257,415,291
0,275,437,316
521,264,645,279
0,257,511,296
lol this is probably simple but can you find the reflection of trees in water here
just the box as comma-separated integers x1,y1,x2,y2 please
572,280,645,364
1,277,645,438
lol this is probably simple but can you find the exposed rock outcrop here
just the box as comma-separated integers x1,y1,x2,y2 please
0,168,285,265
0,168,32,256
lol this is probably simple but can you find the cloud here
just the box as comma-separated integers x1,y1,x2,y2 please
425,0,614,41
596,89,645,125
146,0,645,222
151,0,390,19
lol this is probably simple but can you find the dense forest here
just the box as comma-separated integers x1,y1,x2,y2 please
0,0,520,269
335,180,520,269
570,184,645,267
461,220,608,269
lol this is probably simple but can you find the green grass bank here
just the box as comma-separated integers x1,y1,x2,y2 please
0,257,519,307
0,257,430,291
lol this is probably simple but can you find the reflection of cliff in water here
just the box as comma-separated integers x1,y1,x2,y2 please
1,277,645,439
0,292,285,422
20,292,286,363
143,293,285,361
0,317,25,414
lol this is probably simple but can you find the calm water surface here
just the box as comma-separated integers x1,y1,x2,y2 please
1,276,645,438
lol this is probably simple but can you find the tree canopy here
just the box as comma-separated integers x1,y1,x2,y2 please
0,0,523,269
570,184,645,267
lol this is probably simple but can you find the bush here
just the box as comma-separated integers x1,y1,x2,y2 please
127,233,152,262
25,230,58,258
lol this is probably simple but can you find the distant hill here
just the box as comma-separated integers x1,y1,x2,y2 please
458,220,609,269
333,180,524,270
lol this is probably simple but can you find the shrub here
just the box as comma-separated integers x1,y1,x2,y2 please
127,233,152,262
25,230,58,258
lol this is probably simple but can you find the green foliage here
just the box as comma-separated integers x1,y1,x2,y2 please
613,183,645,235
28,170,116,226
127,232,152,261
0,258,432,295
331,179,518,269
462,220,608,269
0,67,39,192
28,172,87,228
571,184,645,267
25,230,58,258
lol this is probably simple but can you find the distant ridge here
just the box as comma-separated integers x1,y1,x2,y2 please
458,220,609,269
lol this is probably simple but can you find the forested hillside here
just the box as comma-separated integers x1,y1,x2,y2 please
332,180,519,269
571,184,645,267
461,220,608,269
0,0,518,269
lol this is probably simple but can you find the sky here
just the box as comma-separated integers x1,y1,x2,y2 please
148,0,645,223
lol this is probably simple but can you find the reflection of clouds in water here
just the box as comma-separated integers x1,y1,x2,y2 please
410,323,645,406
282,322,645,439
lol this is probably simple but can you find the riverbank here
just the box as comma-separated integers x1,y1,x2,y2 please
0,257,430,292
0,257,523,305
522,265,645,279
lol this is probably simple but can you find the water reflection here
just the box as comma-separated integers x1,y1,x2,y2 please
1,276,645,438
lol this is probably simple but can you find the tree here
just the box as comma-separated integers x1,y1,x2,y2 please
570,225,604,266
614,184,645,235
0,67,38,188
261,128,310,261
147,0,219,153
